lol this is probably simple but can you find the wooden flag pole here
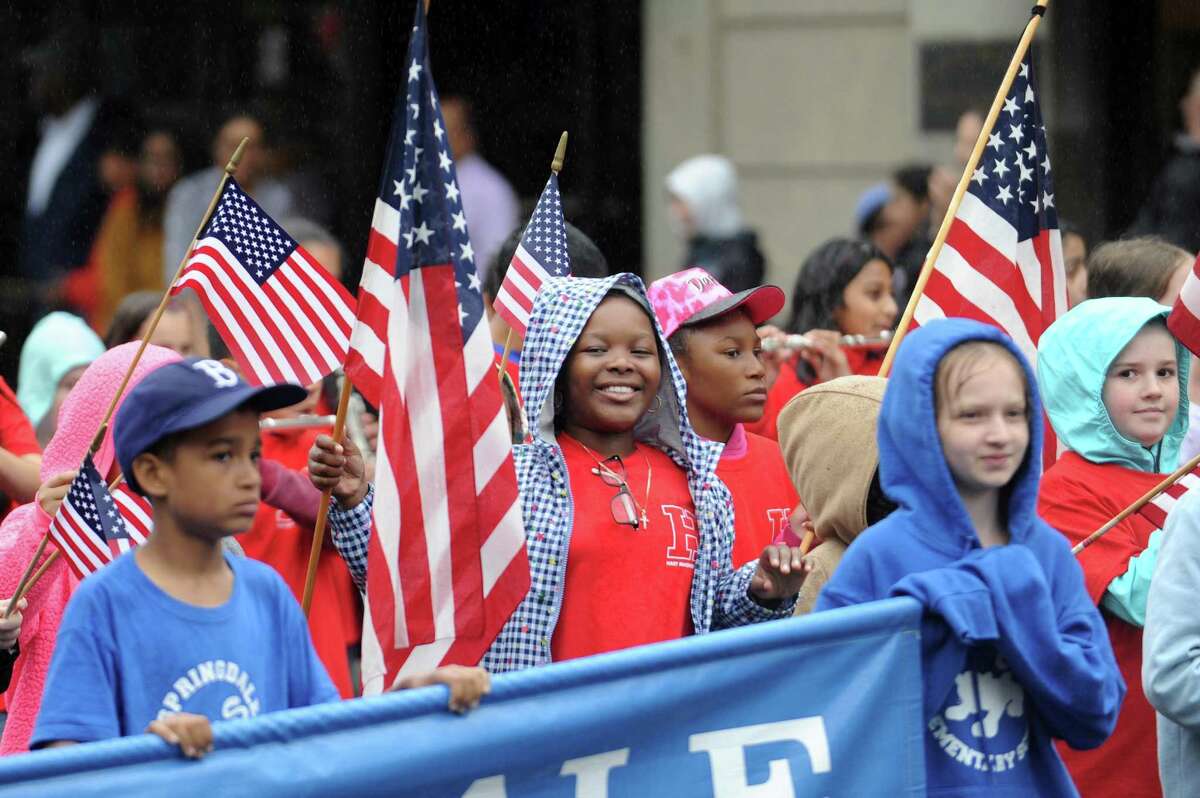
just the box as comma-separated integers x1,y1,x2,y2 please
87,137,251,453
3,536,48,619
1073,450,1200,555
876,0,1050,378
301,376,354,616
7,473,128,613
495,131,569,377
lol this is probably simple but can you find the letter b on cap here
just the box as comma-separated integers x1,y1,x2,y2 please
194,359,239,389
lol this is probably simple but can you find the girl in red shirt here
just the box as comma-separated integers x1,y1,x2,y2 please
647,267,800,568
750,238,898,439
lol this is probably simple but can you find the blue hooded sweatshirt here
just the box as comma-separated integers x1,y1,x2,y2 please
816,318,1124,797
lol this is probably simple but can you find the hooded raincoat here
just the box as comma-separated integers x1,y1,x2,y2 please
777,375,887,615
480,274,793,671
816,318,1123,797
1037,296,1190,797
0,342,181,754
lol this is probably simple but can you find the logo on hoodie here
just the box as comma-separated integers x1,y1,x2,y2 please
928,657,1029,774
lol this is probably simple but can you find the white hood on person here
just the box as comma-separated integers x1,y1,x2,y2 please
665,154,744,240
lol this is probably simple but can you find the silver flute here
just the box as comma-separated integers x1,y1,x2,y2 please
761,330,893,353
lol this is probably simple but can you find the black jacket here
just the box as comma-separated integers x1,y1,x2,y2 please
1130,135,1200,252
682,230,767,295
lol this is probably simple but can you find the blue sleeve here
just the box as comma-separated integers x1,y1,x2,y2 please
1144,491,1200,728
329,483,374,592
277,581,340,708
892,543,1124,750
30,585,121,746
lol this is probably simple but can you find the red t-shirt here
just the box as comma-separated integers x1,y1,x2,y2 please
1038,451,1162,798
0,377,40,521
748,346,886,440
717,426,799,568
238,426,361,698
552,436,696,662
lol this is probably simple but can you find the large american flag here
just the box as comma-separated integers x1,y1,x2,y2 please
345,2,529,694
492,173,571,337
172,178,356,387
913,52,1065,370
48,456,153,579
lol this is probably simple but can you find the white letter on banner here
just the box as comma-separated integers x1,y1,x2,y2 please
461,775,507,797
689,718,831,798
560,749,631,798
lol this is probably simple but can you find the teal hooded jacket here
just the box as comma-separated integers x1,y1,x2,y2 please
1038,296,1191,625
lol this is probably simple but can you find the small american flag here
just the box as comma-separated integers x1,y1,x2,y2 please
48,455,153,579
172,178,356,387
493,174,571,337
1138,467,1200,530
913,52,1064,367
346,1,529,694
1167,254,1200,357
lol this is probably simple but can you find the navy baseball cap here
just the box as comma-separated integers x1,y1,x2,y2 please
115,358,309,494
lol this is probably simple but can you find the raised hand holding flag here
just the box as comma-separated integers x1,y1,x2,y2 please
46,455,152,580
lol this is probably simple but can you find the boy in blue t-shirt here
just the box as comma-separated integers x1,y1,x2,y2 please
33,359,489,758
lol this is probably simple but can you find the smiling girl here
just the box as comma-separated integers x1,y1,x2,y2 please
1037,296,1191,797
750,237,898,439
313,274,806,674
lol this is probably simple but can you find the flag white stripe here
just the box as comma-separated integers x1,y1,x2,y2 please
935,243,1038,362
956,192,1020,268
59,505,108,570
402,271,457,640
51,531,92,578
513,243,553,284
266,272,341,373
370,198,400,246
1015,239,1043,314
1046,229,1068,320
493,287,530,329
390,638,454,686
200,239,321,382
1180,474,1200,491
474,407,511,494
350,322,387,382
290,247,356,329
464,316,495,394
177,272,275,383
481,501,525,596
360,590,387,696
914,293,947,327
359,260,395,312
373,402,408,650
1180,265,1200,321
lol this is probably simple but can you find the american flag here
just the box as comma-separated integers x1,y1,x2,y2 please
172,178,356,387
1138,466,1200,530
1167,254,1200,357
345,2,529,694
913,52,1065,370
492,174,571,337
48,456,153,579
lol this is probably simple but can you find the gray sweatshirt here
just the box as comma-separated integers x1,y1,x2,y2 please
1144,488,1200,797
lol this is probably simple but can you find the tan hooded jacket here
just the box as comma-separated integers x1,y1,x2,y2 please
777,375,887,614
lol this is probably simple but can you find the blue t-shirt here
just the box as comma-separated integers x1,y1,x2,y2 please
32,552,339,746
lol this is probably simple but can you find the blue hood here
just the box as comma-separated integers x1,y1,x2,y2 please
879,318,1044,556
1037,297,1189,472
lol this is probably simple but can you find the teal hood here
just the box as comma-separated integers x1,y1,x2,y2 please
1037,297,1189,472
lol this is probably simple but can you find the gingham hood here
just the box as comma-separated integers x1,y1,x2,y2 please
518,273,718,473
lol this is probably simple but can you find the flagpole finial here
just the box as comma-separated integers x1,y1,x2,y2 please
224,137,250,177
551,131,569,174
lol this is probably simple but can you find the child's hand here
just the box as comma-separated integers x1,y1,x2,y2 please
0,598,24,650
36,470,77,518
798,329,851,384
750,544,813,601
307,434,368,508
393,665,491,713
146,713,213,759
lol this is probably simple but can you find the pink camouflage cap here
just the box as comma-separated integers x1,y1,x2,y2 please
647,267,785,339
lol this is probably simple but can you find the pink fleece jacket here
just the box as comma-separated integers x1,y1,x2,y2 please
0,342,180,754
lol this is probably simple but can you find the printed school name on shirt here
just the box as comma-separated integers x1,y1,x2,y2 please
158,659,262,721
928,658,1030,774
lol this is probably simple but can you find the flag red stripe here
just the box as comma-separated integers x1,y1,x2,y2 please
945,221,1044,340
922,267,1010,334
283,257,354,344
178,266,289,385
191,245,316,383
425,266,486,638
366,229,399,281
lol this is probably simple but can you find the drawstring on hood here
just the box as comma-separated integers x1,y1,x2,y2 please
665,155,745,240
1038,297,1189,472
879,318,1044,557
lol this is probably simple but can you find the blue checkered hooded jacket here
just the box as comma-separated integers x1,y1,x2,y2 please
477,273,793,672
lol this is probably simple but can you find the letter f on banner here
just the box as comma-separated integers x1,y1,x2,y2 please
690,718,832,798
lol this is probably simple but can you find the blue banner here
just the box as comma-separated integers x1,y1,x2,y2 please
0,598,925,797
